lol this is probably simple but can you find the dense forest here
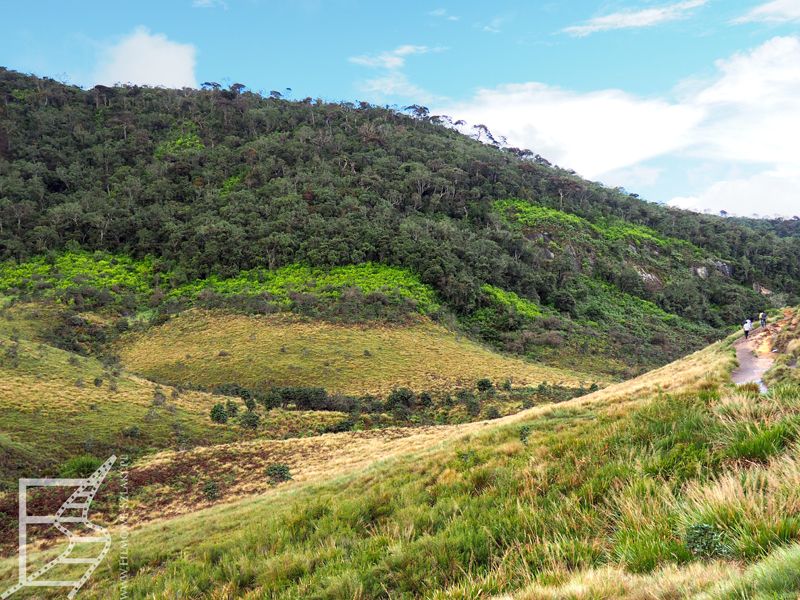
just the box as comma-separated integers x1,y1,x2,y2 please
1,67,798,376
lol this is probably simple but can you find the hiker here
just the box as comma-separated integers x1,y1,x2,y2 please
759,311,767,328
743,318,753,339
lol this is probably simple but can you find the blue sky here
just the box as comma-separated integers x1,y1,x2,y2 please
2,0,800,217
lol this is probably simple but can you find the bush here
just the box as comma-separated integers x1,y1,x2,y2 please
244,396,257,412
59,455,102,478
267,386,328,410
685,523,727,558
476,378,493,393
417,391,433,408
210,403,228,424
152,388,167,406
121,425,141,439
458,390,481,417
214,383,253,400
202,480,220,500
225,399,239,418
239,411,260,429
266,463,292,484
485,406,501,419
519,424,533,444
386,387,415,410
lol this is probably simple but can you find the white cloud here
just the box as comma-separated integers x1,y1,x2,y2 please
669,170,800,217
350,45,443,101
441,84,702,177
602,165,664,188
735,0,800,23
356,72,437,103
93,27,197,88
429,8,459,21
482,16,507,33
437,36,800,217
564,0,708,36
349,45,434,69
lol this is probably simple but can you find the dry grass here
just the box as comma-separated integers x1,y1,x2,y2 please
104,322,740,532
122,422,483,525
118,310,600,396
504,562,737,599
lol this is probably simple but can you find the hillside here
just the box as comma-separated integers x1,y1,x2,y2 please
117,310,598,396
3,65,800,599
6,312,800,598
2,68,799,378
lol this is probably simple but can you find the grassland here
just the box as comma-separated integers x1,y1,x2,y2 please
8,322,788,599
118,310,598,397
0,305,369,488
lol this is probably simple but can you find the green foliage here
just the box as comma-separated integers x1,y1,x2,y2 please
481,284,541,318
59,455,102,477
239,411,260,429
476,378,494,393
494,199,589,230
0,251,156,300
265,463,292,484
519,424,533,444
485,406,501,419
155,132,205,160
726,422,795,463
685,523,728,559
210,403,228,424
172,263,439,314
202,480,220,500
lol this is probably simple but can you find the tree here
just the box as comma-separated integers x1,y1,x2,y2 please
210,403,228,424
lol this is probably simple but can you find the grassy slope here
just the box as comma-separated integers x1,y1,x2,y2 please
118,310,600,396
0,327,760,599
0,306,354,486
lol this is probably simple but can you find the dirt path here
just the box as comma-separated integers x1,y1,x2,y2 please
731,327,775,392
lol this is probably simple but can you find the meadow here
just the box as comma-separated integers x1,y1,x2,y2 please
9,320,798,598
117,310,598,397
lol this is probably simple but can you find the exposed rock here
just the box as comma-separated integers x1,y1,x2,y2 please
712,260,733,277
636,267,663,290
693,266,709,279
753,282,773,296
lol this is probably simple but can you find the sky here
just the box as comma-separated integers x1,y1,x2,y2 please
2,0,800,218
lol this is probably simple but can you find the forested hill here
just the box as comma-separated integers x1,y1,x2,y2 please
1,67,798,377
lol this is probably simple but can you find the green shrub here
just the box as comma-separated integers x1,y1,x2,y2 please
225,400,239,418
210,403,228,424
476,378,493,393
121,426,141,439
59,455,102,478
202,480,220,500
417,391,433,407
485,406,501,420
685,523,727,559
386,388,415,410
458,390,481,417
239,411,260,429
266,463,292,484
519,425,533,444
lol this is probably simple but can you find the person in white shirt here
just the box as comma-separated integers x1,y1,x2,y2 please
743,319,753,339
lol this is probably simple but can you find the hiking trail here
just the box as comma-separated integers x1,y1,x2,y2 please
731,322,777,392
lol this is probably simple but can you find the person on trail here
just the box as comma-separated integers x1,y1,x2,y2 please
743,318,753,339
760,311,767,328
